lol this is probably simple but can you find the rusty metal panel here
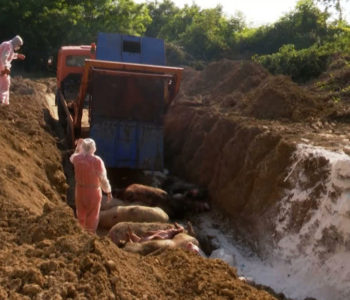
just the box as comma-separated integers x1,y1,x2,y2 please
91,69,165,124
75,59,183,126
89,66,166,170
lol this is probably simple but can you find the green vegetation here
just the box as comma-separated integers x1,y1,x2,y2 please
0,0,349,81
254,24,350,82
0,0,150,70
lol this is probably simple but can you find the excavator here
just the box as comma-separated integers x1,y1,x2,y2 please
56,33,183,171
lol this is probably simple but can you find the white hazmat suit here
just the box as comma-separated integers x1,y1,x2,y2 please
0,35,25,105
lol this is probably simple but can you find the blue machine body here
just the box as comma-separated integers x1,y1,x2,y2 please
90,33,166,170
96,32,165,66
90,120,163,170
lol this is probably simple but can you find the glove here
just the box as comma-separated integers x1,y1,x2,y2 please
74,138,84,153
17,54,25,60
1,68,10,76
107,192,112,202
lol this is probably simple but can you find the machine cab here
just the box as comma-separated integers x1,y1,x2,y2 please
56,45,96,99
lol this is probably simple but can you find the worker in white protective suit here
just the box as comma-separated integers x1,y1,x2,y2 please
70,138,112,233
0,35,25,105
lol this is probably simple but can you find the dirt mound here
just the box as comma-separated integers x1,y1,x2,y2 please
181,59,268,97
175,59,334,122
176,60,268,110
0,77,277,299
245,75,323,121
0,80,67,215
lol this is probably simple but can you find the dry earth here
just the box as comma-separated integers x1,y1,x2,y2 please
0,77,277,299
1,56,349,299
164,57,350,251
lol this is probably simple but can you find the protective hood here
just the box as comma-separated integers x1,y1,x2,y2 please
11,35,23,50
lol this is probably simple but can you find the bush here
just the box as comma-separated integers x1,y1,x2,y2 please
253,44,330,82
165,43,189,66
253,26,350,82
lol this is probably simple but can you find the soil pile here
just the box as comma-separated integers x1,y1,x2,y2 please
174,59,332,122
180,59,268,97
245,75,323,121
0,77,277,299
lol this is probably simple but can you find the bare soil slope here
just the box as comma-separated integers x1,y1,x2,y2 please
0,77,276,299
165,59,349,247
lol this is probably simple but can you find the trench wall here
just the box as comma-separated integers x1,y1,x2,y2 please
164,104,296,241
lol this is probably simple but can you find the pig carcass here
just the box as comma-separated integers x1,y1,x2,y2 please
117,183,210,218
123,232,200,256
108,222,177,247
126,222,184,243
99,205,169,229
117,183,169,208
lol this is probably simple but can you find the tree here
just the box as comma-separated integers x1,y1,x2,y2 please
145,0,181,38
145,1,245,61
0,0,151,70
316,0,349,22
237,0,330,56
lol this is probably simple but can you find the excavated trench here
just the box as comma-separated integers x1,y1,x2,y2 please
51,59,350,300
162,59,350,300
0,76,284,300
1,57,350,300
47,59,350,300
164,102,350,300
48,75,295,298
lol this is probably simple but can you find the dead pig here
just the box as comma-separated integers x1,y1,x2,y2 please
116,183,169,208
171,193,210,215
169,181,211,213
99,205,169,229
123,232,200,256
127,223,184,243
108,222,177,247
116,183,210,218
